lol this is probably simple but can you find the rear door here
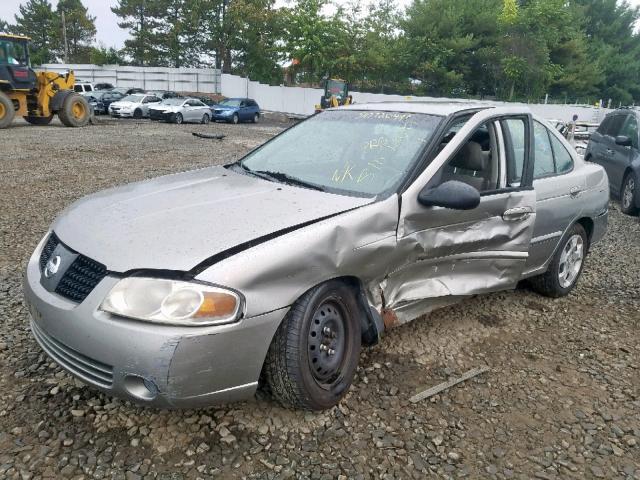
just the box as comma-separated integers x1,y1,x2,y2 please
387,108,536,323
524,120,583,273
597,114,626,192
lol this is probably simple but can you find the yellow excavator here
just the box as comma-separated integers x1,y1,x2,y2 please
0,33,90,128
315,78,352,113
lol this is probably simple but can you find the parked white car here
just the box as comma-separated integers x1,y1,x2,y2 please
148,98,212,124
109,94,162,119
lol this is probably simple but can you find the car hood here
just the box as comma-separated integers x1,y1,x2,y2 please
52,166,371,272
213,105,237,111
110,101,139,108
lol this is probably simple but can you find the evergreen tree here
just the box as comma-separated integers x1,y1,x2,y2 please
111,0,165,66
55,0,97,62
13,0,57,64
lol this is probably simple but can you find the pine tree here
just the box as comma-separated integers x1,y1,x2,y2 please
111,0,165,66
55,0,97,62
13,0,57,64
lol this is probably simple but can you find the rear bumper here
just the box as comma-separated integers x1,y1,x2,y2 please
23,236,286,408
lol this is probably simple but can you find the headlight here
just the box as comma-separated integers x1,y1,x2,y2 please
100,277,242,326
221,110,233,115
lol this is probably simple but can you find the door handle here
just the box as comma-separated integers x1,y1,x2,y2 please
503,206,533,222
569,186,583,197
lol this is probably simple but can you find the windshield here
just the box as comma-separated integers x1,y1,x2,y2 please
121,94,144,102
219,99,241,107
0,39,28,66
240,110,442,197
162,98,185,106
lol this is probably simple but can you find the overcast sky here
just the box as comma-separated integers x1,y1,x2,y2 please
0,0,638,49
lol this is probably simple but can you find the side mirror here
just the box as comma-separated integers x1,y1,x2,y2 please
418,180,481,210
615,135,632,147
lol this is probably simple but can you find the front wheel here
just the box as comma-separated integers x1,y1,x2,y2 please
252,113,259,123
264,281,362,410
231,113,239,124
201,113,210,125
529,223,587,298
133,109,143,119
621,172,639,216
58,93,90,127
0,92,15,128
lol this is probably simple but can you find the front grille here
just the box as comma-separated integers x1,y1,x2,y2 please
39,233,108,303
31,321,113,388
214,109,223,114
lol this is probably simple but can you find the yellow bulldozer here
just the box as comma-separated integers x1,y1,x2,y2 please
0,33,90,129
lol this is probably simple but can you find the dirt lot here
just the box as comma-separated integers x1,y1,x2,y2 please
0,117,639,480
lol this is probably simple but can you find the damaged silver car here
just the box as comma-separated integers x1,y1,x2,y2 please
24,103,609,410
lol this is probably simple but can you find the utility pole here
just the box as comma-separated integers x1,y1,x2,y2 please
62,11,69,63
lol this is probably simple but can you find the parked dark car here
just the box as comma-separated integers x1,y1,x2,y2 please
94,83,115,91
146,90,182,100
86,90,125,115
211,98,260,124
585,109,640,215
111,87,145,96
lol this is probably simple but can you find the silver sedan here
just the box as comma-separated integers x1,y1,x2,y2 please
24,103,609,410
148,98,212,124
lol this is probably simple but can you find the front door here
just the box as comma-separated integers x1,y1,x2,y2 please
384,109,536,324
609,113,638,193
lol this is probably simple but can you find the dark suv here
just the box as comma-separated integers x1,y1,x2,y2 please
585,109,640,215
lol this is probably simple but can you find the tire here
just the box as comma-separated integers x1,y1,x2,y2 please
175,113,183,124
23,115,53,125
252,113,259,123
0,91,15,129
264,281,362,410
529,223,588,298
620,171,639,216
231,113,239,124
133,109,143,119
58,93,90,127
201,113,210,125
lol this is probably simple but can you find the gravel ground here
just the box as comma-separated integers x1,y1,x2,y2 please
0,117,639,480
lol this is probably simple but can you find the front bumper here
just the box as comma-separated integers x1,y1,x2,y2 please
109,109,133,118
149,110,175,122
23,238,286,408
212,112,234,121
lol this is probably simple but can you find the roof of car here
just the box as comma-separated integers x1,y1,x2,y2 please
337,101,502,116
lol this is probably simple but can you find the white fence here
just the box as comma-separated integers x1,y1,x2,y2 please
39,64,611,122
220,74,611,122
39,64,221,93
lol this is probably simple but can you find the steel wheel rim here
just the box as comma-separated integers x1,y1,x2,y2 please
203,114,209,124
307,299,347,387
558,234,584,288
72,101,86,119
254,114,259,123
623,177,635,210
176,114,182,124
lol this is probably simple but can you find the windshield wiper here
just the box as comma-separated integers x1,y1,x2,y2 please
238,162,325,191
254,170,325,191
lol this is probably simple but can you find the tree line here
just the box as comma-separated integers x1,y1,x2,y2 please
3,0,640,104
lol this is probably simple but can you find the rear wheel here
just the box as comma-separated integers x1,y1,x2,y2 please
133,108,143,119
201,113,210,124
23,115,54,125
264,281,361,410
529,223,587,298
58,93,90,127
620,171,639,216
0,92,15,129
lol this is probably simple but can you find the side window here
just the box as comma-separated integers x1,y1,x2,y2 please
431,123,500,193
607,115,626,137
74,85,82,92
501,118,527,186
533,121,555,178
86,85,92,92
619,114,639,149
596,116,611,135
549,134,573,174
